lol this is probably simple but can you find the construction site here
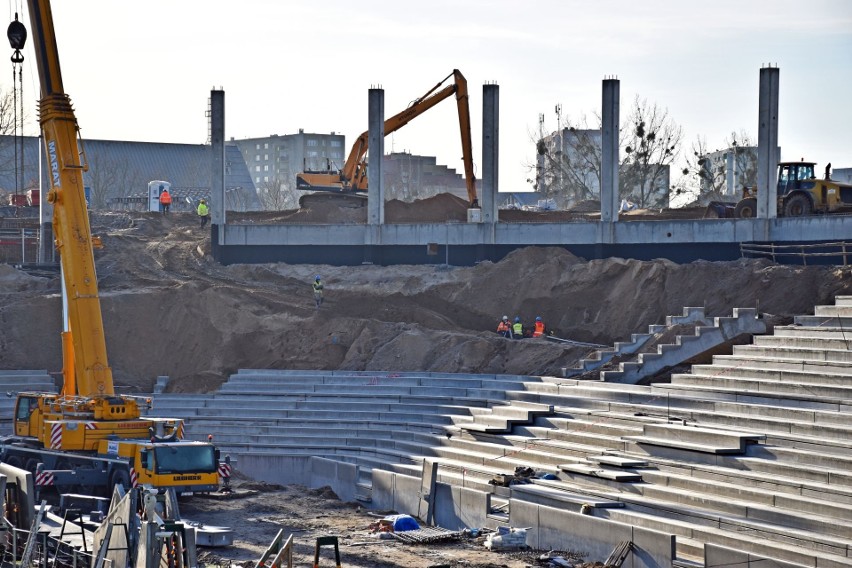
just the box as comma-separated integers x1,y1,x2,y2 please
1,1,852,568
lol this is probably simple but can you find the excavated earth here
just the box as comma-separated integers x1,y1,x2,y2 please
0,193,849,392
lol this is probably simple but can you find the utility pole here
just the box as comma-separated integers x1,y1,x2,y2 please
555,104,563,194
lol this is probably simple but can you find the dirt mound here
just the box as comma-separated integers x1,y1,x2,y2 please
386,193,470,223
0,212,849,391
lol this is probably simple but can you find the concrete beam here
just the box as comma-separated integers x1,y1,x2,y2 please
368,88,384,226
601,78,620,224
757,67,779,220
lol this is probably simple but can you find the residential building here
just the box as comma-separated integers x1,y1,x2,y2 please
230,131,346,191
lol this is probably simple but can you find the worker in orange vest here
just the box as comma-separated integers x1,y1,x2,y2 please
533,316,545,338
496,315,511,338
159,189,172,214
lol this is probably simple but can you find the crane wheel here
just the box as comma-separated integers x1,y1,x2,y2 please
5,456,23,469
783,193,813,217
24,458,40,475
734,197,757,218
110,468,131,492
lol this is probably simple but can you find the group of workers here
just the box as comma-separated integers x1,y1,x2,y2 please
157,189,211,228
496,315,546,339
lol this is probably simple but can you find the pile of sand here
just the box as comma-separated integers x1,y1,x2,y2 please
0,208,848,392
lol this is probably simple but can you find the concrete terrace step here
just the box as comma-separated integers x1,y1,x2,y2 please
638,468,852,522
223,374,533,391
814,305,852,317
710,354,852,377
598,506,851,566
623,423,764,455
629,453,852,506
689,362,852,383
461,402,554,434
793,314,852,329
752,333,852,351
771,325,852,339
668,372,852,401
732,343,852,363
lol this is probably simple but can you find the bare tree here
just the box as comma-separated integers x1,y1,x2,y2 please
526,114,604,208
529,99,682,209
257,173,299,211
678,130,757,206
85,150,143,210
620,97,682,208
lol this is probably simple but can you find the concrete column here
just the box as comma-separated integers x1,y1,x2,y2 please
725,152,735,196
757,67,779,219
601,78,620,223
368,88,385,225
210,90,226,229
481,83,499,224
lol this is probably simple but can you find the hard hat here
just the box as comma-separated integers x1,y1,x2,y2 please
536,316,542,322
502,315,508,321
315,275,321,281
514,316,520,323
200,199,206,203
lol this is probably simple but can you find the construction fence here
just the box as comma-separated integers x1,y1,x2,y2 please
741,241,852,266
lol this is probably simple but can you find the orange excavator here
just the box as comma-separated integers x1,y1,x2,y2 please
296,69,479,208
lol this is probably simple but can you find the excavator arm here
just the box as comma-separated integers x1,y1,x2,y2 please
298,69,479,207
27,0,114,397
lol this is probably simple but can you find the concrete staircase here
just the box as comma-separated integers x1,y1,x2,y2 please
600,308,765,384
561,306,710,378
147,296,852,568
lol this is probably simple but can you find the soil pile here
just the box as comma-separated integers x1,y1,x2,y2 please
0,206,848,393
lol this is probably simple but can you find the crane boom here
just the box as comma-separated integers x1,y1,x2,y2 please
27,0,113,397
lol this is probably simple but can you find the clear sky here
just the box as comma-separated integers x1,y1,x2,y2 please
8,0,852,195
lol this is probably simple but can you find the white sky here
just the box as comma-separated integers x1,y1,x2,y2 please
8,0,852,194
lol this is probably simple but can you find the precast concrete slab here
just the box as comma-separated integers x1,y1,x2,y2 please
771,324,852,338
814,305,852,317
732,344,852,363
710,354,852,376
753,334,852,351
794,315,852,329
690,362,852,383
670,373,852,400
509,482,625,509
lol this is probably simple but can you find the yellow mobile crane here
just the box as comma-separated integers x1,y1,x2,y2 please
0,0,219,495
296,69,480,208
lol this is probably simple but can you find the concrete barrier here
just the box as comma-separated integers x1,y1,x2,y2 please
509,500,675,568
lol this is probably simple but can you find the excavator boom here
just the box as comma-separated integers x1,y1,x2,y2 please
297,69,479,207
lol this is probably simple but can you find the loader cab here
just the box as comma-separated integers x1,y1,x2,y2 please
777,162,816,197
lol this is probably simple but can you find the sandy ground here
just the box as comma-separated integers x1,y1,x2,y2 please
182,480,587,568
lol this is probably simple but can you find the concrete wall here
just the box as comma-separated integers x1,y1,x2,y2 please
234,454,358,502
213,216,852,266
510,500,675,568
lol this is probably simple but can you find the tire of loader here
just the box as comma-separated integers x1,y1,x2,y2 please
783,193,813,217
734,197,757,218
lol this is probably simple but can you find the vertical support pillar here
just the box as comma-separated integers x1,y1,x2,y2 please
725,152,735,196
368,88,385,226
757,67,779,219
601,78,620,223
210,90,226,233
481,83,499,224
